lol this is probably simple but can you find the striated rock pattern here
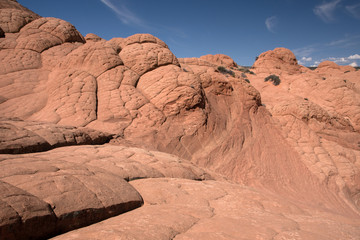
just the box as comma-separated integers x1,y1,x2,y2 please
0,1,360,239
249,48,360,212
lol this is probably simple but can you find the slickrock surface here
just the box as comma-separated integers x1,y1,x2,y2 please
248,48,360,213
0,118,113,153
53,178,360,240
0,180,56,240
1,1,360,239
0,145,218,239
0,150,144,239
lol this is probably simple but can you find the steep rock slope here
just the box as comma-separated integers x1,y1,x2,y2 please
249,47,360,212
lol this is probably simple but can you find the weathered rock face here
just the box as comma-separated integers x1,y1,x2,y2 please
253,47,302,74
249,48,360,213
0,180,56,240
0,0,40,33
0,148,144,239
0,118,113,154
1,1,360,239
0,27,4,37
199,54,238,68
52,178,360,240
0,144,219,239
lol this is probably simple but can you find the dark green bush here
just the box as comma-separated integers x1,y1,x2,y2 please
217,66,235,77
238,67,255,75
264,74,281,86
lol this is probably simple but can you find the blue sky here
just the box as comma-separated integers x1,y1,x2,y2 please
18,0,360,67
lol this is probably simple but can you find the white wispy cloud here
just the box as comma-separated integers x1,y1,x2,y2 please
100,0,144,26
327,38,348,46
349,54,360,59
265,16,278,33
326,35,360,48
349,62,358,67
318,54,360,66
302,57,313,62
313,0,342,23
298,57,313,65
293,46,316,57
346,3,360,19
327,57,348,63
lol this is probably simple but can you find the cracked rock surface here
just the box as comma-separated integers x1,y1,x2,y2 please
1,1,360,239
52,178,360,240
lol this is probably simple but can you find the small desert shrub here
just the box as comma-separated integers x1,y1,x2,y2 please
244,79,250,83
217,66,235,77
238,67,255,75
264,74,281,86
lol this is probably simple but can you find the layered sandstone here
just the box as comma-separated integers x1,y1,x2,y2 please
0,1,360,239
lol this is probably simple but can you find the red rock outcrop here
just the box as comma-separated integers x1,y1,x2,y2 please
0,119,112,154
53,178,360,240
1,1,360,239
0,150,144,239
199,53,238,68
0,180,56,240
249,48,360,213
0,0,40,33
0,144,219,239
253,47,302,75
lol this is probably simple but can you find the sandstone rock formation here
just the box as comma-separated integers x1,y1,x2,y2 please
249,48,360,212
1,1,360,239
53,178,360,240
0,118,113,154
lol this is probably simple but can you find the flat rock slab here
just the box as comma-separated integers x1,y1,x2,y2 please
0,119,113,154
14,144,220,181
0,144,218,239
0,149,143,239
0,180,56,240
52,178,360,240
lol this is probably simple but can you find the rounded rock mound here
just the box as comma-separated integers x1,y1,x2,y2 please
253,47,301,74
0,0,40,33
200,54,238,68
